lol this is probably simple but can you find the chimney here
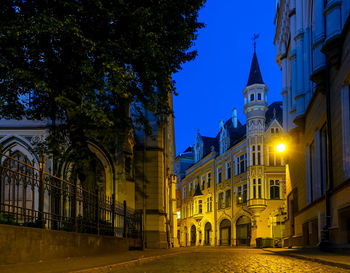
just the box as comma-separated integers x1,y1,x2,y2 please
232,108,238,128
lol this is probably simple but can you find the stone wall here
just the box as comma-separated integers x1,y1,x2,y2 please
0,224,141,264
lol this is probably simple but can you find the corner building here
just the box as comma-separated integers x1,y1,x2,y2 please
274,0,350,247
177,52,287,247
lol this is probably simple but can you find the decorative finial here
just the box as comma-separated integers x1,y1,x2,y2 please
252,33,260,53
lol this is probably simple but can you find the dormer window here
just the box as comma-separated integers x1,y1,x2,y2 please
258,93,262,100
250,94,254,101
271,128,275,134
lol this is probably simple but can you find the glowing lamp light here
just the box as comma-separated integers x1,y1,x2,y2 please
276,143,286,153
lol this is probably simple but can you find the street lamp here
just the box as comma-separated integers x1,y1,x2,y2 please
276,143,286,153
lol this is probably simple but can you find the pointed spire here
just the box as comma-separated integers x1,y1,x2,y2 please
193,183,203,197
247,51,264,86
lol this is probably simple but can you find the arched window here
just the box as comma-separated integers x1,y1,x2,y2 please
250,93,255,101
270,180,280,199
1,151,37,221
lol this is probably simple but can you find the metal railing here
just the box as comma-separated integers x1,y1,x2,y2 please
0,152,141,239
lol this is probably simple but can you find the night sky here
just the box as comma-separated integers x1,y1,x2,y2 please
173,0,282,155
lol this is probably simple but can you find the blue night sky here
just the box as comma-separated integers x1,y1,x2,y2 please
173,0,282,155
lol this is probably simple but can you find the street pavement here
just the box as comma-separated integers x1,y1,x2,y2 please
108,248,350,273
1,247,350,273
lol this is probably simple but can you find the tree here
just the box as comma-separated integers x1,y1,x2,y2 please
0,0,205,186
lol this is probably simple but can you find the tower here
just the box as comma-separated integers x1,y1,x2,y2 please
243,46,268,216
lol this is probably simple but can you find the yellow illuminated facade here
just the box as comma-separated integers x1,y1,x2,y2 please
176,52,287,247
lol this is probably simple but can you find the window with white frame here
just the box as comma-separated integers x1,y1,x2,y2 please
201,176,206,190
198,199,203,214
225,190,231,207
270,180,280,199
257,145,261,165
206,196,212,212
236,154,247,174
218,192,224,209
237,184,247,203
217,168,222,184
252,145,256,165
252,178,262,199
258,93,262,100
226,162,232,179
207,172,211,188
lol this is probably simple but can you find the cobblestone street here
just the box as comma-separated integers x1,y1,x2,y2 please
112,248,349,273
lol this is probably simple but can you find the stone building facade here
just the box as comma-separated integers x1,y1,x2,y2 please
274,0,350,247
176,52,287,247
0,99,177,249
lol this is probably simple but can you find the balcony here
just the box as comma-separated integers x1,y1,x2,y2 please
193,211,204,221
247,198,267,215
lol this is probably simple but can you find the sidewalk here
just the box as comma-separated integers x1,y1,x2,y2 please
263,247,350,270
0,247,196,273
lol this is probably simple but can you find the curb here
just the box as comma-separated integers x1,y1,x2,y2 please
263,249,350,270
71,251,188,273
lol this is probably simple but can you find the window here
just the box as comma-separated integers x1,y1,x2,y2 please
250,93,254,101
242,184,247,202
189,183,192,195
271,128,275,134
258,178,262,198
252,145,256,166
218,192,224,209
226,162,231,179
198,200,203,214
258,93,262,100
236,154,247,175
237,184,247,204
252,179,262,199
207,196,213,212
217,168,222,183
201,176,206,190
207,173,211,188
183,188,186,199
225,190,231,208
253,179,256,199
257,145,261,165
270,180,280,199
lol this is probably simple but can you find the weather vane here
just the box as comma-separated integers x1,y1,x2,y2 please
252,33,260,52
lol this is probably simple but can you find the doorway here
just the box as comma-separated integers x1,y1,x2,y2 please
236,216,251,246
220,219,231,246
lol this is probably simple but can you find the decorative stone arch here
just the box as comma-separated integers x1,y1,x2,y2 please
59,141,115,198
0,136,39,168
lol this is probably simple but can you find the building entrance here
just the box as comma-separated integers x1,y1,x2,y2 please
204,222,212,245
236,216,251,246
191,225,196,246
220,219,231,245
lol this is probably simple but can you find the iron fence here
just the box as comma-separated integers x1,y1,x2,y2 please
0,152,142,239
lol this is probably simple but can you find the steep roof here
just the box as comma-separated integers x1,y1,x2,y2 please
247,52,264,86
202,136,219,157
265,101,283,126
193,183,203,197
220,119,246,148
